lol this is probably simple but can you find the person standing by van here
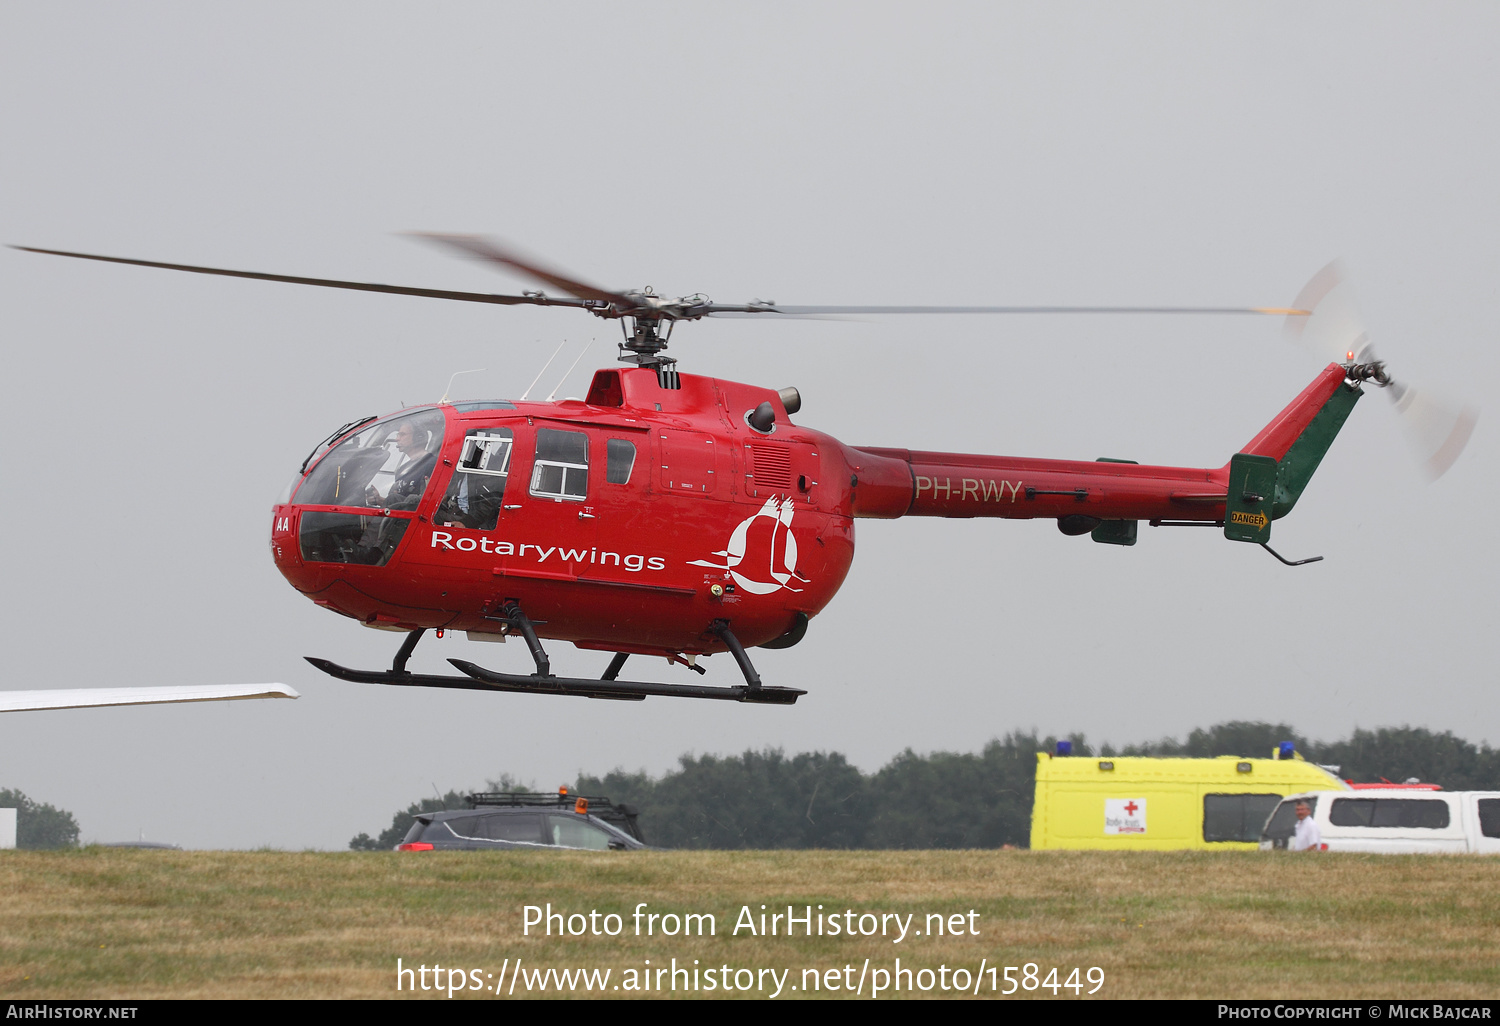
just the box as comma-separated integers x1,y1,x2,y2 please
1290,800,1322,852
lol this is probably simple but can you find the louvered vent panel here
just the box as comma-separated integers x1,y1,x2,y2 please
749,444,792,490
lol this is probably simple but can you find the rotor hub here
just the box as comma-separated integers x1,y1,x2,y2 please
613,311,678,369
1344,360,1390,387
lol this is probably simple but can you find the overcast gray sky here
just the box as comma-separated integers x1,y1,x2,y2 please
2,3,1495,849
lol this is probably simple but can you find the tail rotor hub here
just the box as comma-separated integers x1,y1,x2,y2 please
1344,359,1390,387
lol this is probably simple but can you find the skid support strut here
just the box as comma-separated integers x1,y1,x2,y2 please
502,603,551,677
710,620,761,693
392,629,425,673
305,610,803,704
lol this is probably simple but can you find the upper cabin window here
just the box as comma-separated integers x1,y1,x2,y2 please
606,438,637,484
530,428,588,501
436,428,514,531
294,410,445,511
447,401,517,413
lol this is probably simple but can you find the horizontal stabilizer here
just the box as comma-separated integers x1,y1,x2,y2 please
0,683,299,713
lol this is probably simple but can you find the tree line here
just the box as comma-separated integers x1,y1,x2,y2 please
354,721,1500,850
0,788,81,849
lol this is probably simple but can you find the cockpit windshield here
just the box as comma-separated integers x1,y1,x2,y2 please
294,410,446,510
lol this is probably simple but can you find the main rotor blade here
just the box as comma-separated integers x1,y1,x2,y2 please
9,245,588,308
1283,261,1370,362
407,233,634,306
710,304,1306,316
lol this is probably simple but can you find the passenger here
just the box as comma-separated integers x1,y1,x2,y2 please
438,471,506,530
1289,800,1322,852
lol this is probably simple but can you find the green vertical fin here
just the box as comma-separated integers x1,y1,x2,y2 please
1273,383,1362,519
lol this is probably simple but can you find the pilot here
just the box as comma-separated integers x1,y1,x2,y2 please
381,418,440,510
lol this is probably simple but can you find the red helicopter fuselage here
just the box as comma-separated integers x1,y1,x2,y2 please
270,362,1356,664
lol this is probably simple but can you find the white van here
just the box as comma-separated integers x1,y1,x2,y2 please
1259,790,1500,854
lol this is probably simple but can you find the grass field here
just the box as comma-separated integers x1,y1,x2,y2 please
1,848,1497,1000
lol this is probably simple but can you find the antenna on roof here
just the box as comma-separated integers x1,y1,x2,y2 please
521,340,566,400
440,368,485,404
547,340,593,401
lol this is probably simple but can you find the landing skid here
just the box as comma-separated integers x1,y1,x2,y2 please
305,611,804,705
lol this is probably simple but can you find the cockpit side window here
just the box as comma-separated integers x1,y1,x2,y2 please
435,428,514,532
294,411,446,510
530,428,588,501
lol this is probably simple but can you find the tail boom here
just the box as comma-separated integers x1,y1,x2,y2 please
851,447,1229,522
843,363,1360,529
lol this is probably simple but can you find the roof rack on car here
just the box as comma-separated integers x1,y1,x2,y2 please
464,792,644,842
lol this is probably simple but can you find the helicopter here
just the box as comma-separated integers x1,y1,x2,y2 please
12,238,1477,706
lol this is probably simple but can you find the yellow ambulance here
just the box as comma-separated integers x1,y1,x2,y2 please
1030,750,1350,850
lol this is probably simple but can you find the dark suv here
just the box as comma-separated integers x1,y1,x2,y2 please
396,791,648,851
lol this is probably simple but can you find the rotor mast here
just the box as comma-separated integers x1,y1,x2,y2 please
608,288,679,373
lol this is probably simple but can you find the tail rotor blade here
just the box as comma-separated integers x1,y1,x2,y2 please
1287,260,1477,479
1387,380,1479,480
